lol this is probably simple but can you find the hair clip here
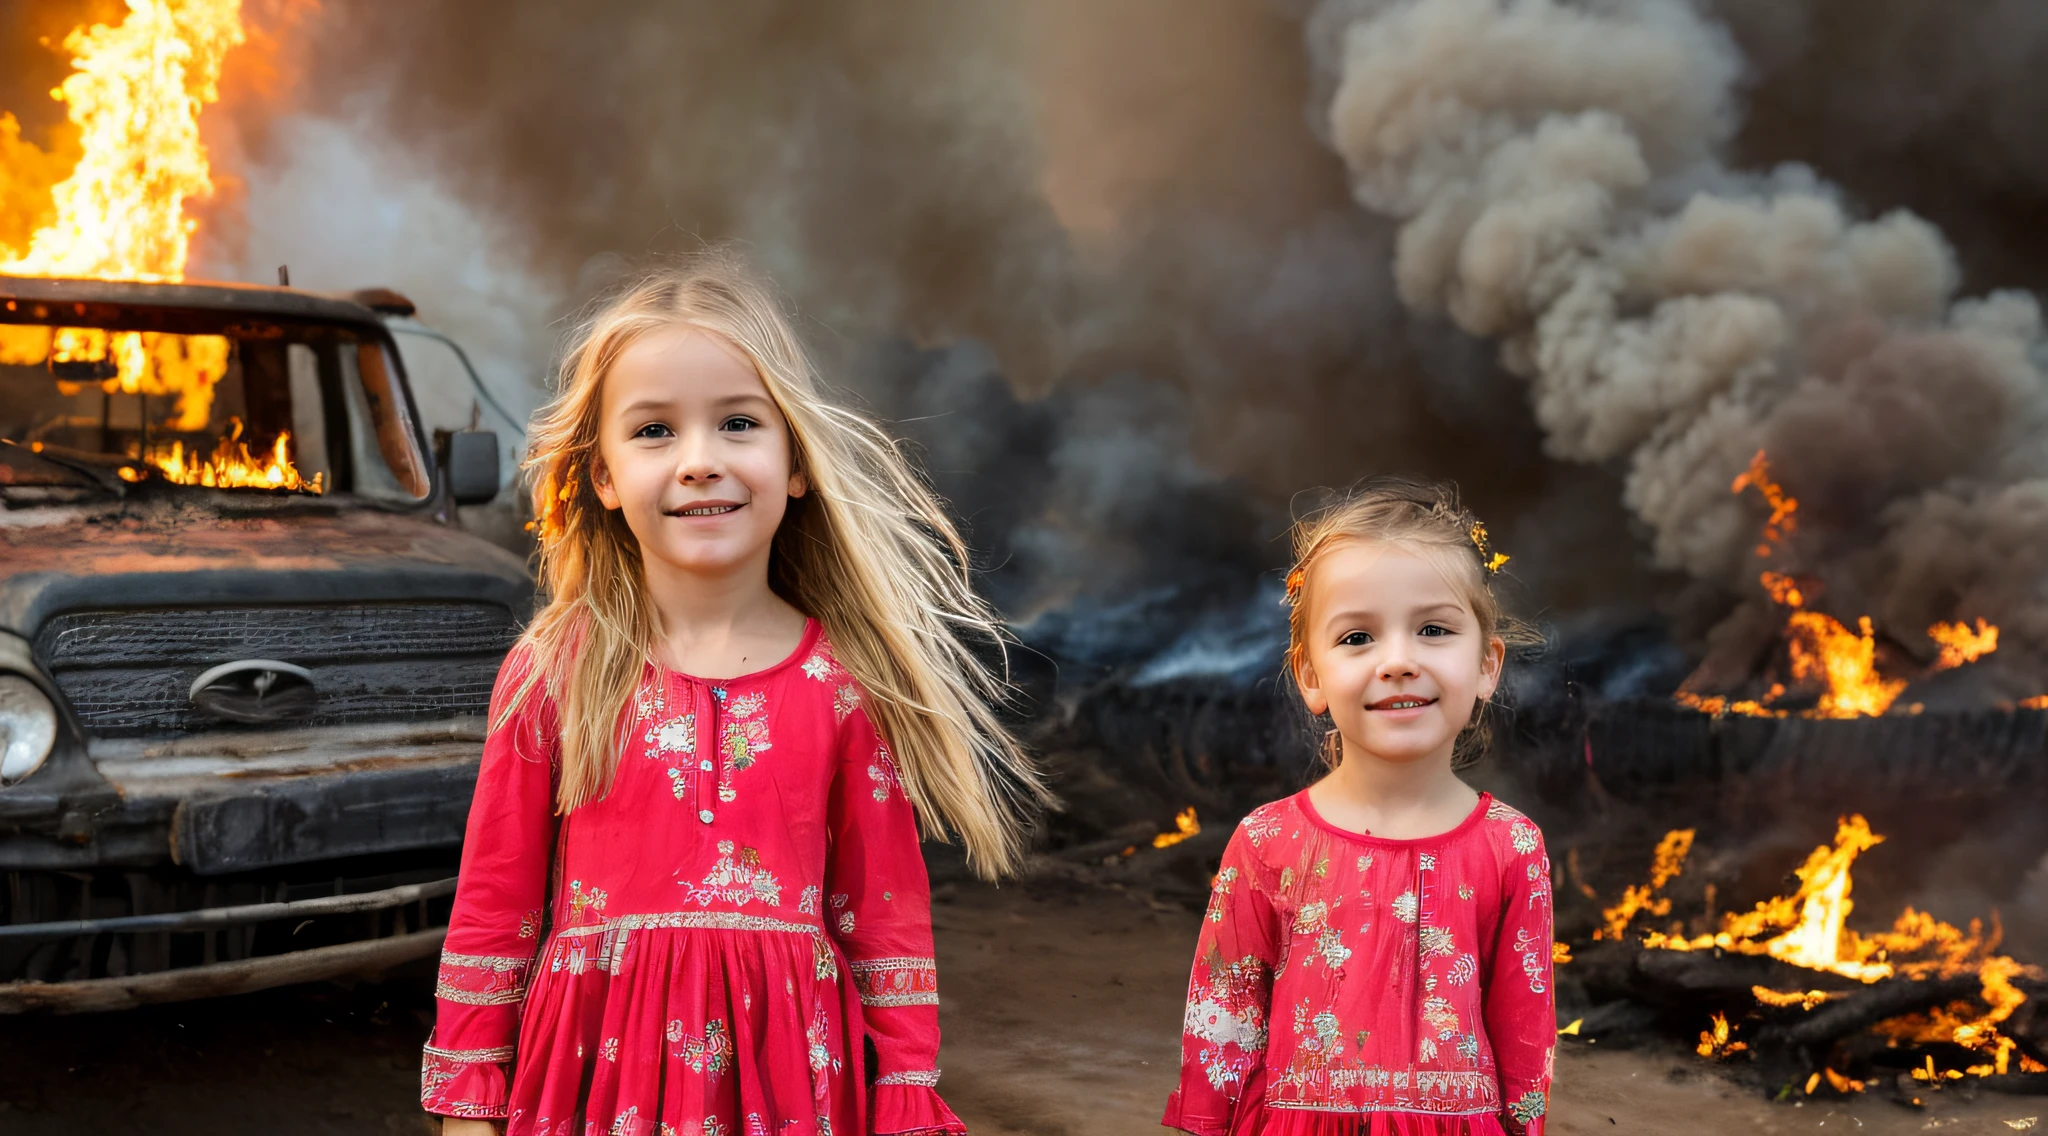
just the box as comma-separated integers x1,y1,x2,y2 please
1469,522,1510,574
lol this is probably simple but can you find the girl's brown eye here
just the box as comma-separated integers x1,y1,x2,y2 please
1339,631,1372,647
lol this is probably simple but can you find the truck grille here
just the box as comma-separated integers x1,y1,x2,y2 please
35,603,521,736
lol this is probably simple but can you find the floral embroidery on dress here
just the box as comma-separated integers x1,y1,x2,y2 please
669,1018,733,1076
1419,924,1457,957
646,713,697,758
1391,890,1419,923
1240,808,1284,847
568,880,608,924
1206,867,1238,924
1422,995,1460,1039
600,1036,620,1061
687,842,783,907
1184,949,1271,1091
1509,1088,1547,1123
1458,883,1475,901
518,909,541,939
832,684,860,723
868,742,902,803
715,693,773,803
1447,953,1478,986
608,1105,641,1135
806,1003,842,1077
1516,927,1548,994
799,885,821,915
1419,852,1436,872
632,682,668,723
1510,821,1540,856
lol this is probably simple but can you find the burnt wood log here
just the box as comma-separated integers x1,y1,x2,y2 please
1755,974,1983,1048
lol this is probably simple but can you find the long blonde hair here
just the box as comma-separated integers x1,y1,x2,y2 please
1282,477,1541,769
505,250,1050,878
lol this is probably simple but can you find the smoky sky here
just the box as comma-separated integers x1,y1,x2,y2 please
12,0,2048,662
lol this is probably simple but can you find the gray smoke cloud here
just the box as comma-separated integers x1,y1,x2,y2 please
178,0,1662,671
1309,0,2048,688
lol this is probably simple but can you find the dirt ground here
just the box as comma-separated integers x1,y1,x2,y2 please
0,876,2036,1135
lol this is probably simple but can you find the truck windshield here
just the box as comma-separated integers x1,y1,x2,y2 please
0,307,429,502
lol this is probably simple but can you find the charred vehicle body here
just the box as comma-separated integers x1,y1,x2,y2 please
0,275,530,1011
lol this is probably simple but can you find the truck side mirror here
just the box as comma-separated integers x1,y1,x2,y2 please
444,430,500,506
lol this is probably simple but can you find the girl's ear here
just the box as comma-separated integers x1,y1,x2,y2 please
1293,649,1330,716
788,469,808,499
1476,635,1507,703
591,455,621,511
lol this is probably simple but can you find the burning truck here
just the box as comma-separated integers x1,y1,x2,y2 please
0,273,529,1011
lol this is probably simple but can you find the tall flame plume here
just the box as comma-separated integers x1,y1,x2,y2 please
1,1,316,493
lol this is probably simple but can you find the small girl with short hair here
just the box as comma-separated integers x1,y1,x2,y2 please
423,253,1048,1135
1164,478,1555,1136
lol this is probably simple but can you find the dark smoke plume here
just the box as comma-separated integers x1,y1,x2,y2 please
1310,0,2048,691
195,0,1658,675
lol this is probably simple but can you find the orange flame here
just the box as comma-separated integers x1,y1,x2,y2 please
1786,612,1907,718
1695,1013,1747,1059
1595,828,1693,939
1731,451,1797,556
1,3,317,493
1685,452,1997,718
147,418,320,493
1151,807,1200,849
2,0,245,281
1928,619,1999,671
1604,819,2041,1080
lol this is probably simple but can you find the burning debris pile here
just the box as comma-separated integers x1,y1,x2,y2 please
1675,453,2022,718
1563,817,2047,1103
0,0,318,494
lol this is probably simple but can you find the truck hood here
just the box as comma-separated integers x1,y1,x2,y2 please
0,497,533,636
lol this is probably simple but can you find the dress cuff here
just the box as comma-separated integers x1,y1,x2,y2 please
420,1034,515,1119
871,1080,967,1135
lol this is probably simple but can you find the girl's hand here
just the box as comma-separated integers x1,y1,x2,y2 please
441,1119,502,1136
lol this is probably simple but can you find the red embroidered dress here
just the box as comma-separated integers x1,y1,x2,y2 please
1163,792,1555,1136
421,620,964,1136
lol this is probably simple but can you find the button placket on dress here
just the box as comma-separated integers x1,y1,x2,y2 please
694,683,730,825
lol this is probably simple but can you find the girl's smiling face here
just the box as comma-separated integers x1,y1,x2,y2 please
1293,540,1504,768
591,326,806,578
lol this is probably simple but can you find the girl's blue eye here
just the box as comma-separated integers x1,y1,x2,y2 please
722,416,759,433
1338,631,1372,647
635,422,673,439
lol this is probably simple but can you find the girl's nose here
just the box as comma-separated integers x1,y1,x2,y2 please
1377,647,1420,682
674,429,722,483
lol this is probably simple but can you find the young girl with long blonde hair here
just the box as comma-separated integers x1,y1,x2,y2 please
1165,478,1555,1136
422,253,1047,1136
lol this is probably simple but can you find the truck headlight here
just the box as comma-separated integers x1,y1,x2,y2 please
0,675,57,784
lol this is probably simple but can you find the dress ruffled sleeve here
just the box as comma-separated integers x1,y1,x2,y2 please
1163,818,1280,1136
420,646,560,1120
1487,818,1556,1136
825,705,965,1136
